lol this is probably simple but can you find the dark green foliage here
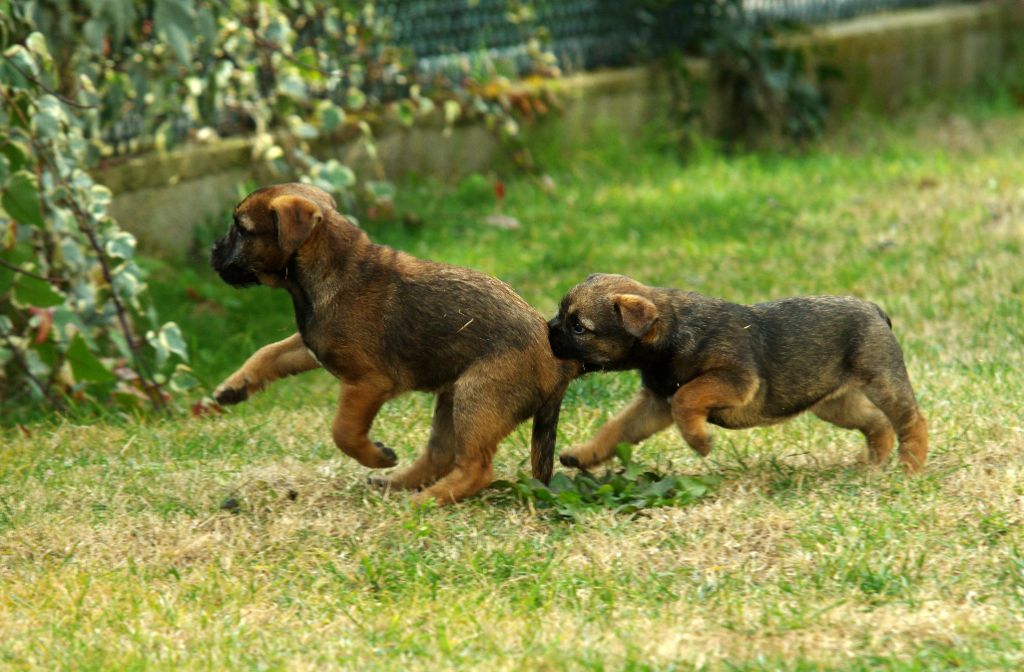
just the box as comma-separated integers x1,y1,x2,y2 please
499,445,719,521
641,0,835,145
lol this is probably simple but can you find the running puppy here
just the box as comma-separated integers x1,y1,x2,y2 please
210,183,578,504
547,273,928,473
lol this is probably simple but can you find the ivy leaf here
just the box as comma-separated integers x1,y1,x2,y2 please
3,171,45,228
25,33,52,62
317,102,346,133
1,139,30,173
146,321,189,368
314,160,355,191
365,180,396,204
34,95,68,140
104,231,136,260
67,333,115,384
154,0,197,64
13,274,63,308
3,45,40,82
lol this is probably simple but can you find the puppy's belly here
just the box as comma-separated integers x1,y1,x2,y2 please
707,405,793,429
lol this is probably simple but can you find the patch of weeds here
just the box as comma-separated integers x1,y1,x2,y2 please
496,445,719,521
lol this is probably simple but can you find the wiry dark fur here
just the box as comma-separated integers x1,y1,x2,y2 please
210,183,578,504
548,273,928,474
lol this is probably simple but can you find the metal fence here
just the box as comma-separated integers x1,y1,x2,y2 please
101,0,972,154
381,0,973,76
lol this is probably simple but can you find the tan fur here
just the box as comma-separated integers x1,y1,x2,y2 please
549,273,928,475
211,183,579,505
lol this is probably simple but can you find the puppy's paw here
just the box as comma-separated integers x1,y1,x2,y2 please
559,444,600,469
687,436,713,457
367,474,394,491
559,452,582,469
372,441,399,468
214,384,249,406
214,373,252,406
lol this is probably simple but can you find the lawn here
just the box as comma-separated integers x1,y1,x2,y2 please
2,97,1023,670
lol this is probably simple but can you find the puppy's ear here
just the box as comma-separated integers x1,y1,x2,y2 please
614,294,658,338
269,195,323,256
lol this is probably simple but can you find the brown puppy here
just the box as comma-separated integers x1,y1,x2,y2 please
547,273,928,474
210,183,578,504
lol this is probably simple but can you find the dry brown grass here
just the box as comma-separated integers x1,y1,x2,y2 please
3,102,1024,670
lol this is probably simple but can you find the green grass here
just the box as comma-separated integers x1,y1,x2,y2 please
3,98,1024,670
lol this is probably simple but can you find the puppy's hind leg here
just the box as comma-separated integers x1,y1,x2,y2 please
862,375,928,475
414,374,518,505
560,387,672,469
371,391,457,492
811,389,895,466
215,332,320,404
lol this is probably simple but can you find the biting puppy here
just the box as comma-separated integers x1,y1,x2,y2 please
210,182,578,504
547,273,928,473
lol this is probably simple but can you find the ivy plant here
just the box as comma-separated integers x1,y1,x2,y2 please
0,32,191,413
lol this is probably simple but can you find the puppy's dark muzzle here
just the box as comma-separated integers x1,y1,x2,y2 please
547,317,576,360
210,236,259,287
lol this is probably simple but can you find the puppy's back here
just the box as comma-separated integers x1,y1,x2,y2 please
749,296,902,413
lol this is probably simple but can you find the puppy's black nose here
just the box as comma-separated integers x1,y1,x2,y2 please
210,237,227,271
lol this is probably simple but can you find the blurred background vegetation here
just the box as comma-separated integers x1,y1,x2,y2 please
0,0,1010,419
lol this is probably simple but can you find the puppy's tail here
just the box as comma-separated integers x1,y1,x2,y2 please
530,393,563,485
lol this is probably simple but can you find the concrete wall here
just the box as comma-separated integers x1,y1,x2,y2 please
98,1,1024,257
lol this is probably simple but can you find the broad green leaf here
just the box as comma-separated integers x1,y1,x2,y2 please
318,103,346,133
25,33,51,62
0,243,34,296
66,333,115,384
13,274,64,308
34,95,68,139
3,171,45,228
3,45,39,81
154,0,197,64
1,139,29,172
0,262,13,296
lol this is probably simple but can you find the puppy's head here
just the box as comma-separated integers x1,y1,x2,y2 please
210,183,336,287
547,273,660,369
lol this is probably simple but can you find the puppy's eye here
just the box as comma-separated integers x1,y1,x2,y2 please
570,315,586,335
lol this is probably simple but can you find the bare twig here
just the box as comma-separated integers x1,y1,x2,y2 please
0,258,66,284
2,54,97,109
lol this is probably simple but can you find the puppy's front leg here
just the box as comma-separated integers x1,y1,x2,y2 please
671,371,757,456
332,376,399,469
560,387,672,469
214,333,321,405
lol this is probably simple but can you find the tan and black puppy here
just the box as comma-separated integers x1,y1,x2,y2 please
210,183,578,504
547,273,928,474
